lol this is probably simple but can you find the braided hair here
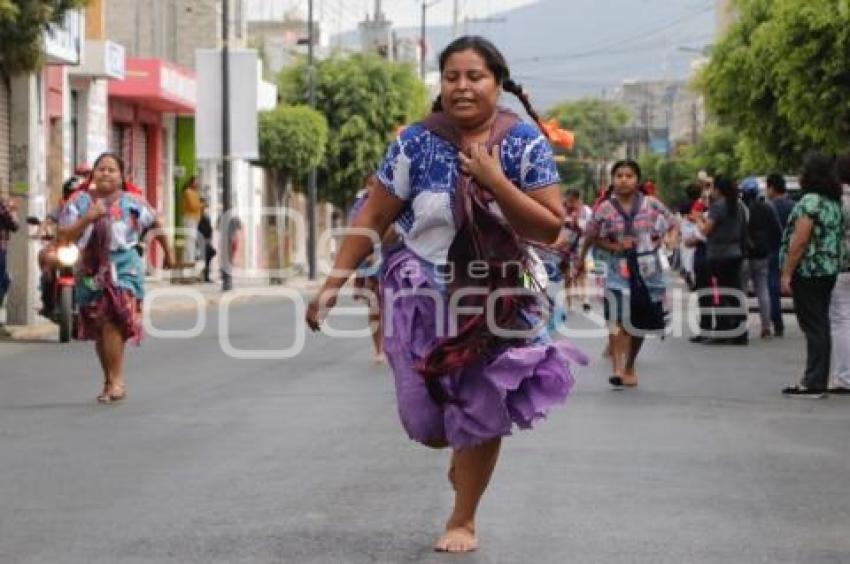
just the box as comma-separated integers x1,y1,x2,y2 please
431,35,549,138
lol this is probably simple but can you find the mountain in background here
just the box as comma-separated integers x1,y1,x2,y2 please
333,0,716,110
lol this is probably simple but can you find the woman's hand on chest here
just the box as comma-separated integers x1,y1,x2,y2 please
458,143,509,190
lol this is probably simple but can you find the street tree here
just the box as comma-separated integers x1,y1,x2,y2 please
699,0,850,171
257,104,328,276
545,98,630,195
279,53,428,209
684,124,741,178
0,0,89,77
0,1,17,22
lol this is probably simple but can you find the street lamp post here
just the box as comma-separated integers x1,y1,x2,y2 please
306,0,318,280
221,0,233,292
420,0,444,80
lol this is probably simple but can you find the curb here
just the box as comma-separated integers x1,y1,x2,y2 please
0,322,58,342
0,280,325,342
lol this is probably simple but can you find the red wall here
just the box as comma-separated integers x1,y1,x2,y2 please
108,99,162,211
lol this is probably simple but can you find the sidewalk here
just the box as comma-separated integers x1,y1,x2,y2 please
0,276,324,342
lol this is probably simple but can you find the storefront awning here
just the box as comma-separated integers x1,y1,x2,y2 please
109,58,196,115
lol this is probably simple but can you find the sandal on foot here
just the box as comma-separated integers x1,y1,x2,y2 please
781,385,826,399
609,375,624,389
96,388,126,404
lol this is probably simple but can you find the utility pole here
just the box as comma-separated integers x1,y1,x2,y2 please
306,0,318,280
420,1,427,79
420,0,446,80
600,88,608,190
221,0,233,291
452,0,460,38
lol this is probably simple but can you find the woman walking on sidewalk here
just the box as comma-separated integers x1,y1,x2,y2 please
584,160,676,388
306,36,586,553
780,152,844,398
59,153,174,403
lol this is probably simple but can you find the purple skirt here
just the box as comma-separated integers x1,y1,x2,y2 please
381,246,588,450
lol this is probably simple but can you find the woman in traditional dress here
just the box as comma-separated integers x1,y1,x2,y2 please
59,152,174,403
306,36,585,553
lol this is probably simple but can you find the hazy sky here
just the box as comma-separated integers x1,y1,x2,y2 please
244,0,537,35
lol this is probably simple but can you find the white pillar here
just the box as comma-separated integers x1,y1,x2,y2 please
60,66,72,181
85,78,110,165
162,114,176,245
7,73,47,326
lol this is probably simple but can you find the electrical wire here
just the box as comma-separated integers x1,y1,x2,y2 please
511,1,714,64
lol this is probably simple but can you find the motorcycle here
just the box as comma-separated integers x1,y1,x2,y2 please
28,216,80,343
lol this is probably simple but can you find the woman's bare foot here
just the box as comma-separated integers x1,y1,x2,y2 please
96,382,111,403
622,368,638,387
434,522,478,553
97,381,126,403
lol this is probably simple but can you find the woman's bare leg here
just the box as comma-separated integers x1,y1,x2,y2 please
368,282,386,363
577,272,590,309
623,334,644,386
434,438,502,553
610,324,631,378
370,313,384,358
95,338,109,395
101,321,126,397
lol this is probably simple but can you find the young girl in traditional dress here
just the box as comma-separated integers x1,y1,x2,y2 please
584,160,676,388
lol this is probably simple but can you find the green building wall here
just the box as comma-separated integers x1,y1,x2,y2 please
175,116,197,227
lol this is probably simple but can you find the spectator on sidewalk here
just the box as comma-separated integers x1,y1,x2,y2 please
679,182,705,290
228,214,243,270
562,188,593,312
0,191,20,308
181,177,202,264
197,198,215,283
695,175,749,344
780,152,844,398
829,153,850,394
766,174,795,337
688,177,714,342
742,185,783,338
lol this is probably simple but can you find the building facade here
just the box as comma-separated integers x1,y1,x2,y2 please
618,79,706,158
2,1,139,325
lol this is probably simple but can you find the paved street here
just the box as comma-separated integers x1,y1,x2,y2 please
1,294,849,564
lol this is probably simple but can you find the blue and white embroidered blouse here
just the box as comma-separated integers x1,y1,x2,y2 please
376,120,560,265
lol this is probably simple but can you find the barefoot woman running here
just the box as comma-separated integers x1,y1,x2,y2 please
306,36,586,553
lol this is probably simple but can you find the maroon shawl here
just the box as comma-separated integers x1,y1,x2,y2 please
81,201,136,340
417,108,542,377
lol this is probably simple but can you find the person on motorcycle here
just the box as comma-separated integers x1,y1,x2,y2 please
38,176,82,317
